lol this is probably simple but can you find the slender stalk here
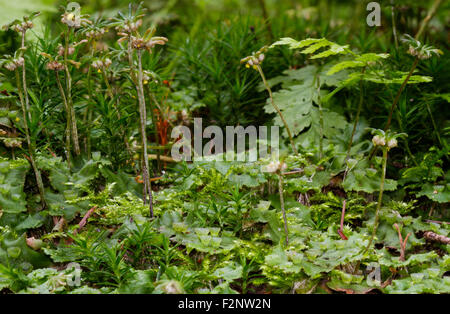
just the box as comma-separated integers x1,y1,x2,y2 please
364,148,388,253
84,40,97,158
147,89,162,174
415,0,443,40
55,71,72,167
257,65,298,154
137,50,153,217
15,70,45,207
126,34,153,211
20,33,31,122
278,173,289,247
64,29,80,155
126,35,149,194
127,35,137,84
85,63,93,158
16,31,45,207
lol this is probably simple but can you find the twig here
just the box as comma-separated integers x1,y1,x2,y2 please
77,206,98,233
423,231,450,245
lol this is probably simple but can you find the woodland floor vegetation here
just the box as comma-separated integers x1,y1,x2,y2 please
0,0,449,294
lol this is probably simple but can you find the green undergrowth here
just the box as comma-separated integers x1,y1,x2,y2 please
0,152,448,294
